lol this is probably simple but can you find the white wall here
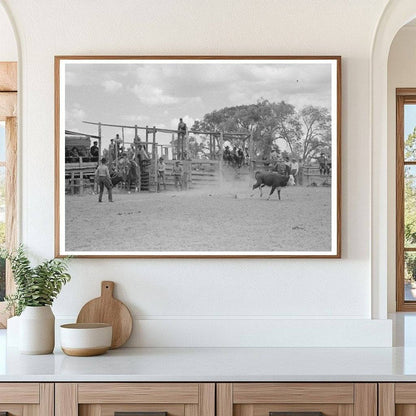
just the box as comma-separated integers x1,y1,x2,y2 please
0,0,393,346
387,25,416,312
0,4,17,61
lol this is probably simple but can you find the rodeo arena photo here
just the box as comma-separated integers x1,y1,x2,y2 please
64,115,333,253
62,61,335,254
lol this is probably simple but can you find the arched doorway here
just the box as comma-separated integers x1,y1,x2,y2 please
371,0,416,319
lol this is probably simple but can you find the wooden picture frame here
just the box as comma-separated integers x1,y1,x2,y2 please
0,61,18,327
55,56,341,258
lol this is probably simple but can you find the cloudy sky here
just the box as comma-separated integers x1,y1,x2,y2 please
64,60,333,147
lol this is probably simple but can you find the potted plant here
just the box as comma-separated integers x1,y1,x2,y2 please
1,245,71,354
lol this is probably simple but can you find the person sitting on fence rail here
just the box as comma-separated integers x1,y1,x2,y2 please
95,157,113,203
172,160,183,191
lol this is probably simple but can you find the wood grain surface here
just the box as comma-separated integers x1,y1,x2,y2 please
233,383,354,404
77,383,199,404
0,62,17,92
77,281,133,349
54,55,342,259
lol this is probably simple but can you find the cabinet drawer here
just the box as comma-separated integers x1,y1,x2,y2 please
379,383,416,416
0,383,53,416
56,383,215,416
217,383,376,416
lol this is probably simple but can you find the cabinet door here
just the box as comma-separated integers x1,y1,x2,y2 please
379,383,416,416
0,383,53,416
217,383,377,416
56,383,215,416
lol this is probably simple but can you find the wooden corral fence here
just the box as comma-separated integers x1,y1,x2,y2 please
65,159,97,195
65,159,222,194
65,158,332,195
250,160,332,186
301,165,332,186
138,160,221,191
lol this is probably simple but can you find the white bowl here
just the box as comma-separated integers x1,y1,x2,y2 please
60,323,112,356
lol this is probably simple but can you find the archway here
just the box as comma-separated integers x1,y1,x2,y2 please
371,0,416,319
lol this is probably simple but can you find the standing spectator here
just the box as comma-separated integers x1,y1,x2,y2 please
223,146,231,164
317,153,327,176
95,157,113,202
244,147,250,166
172,160,183,191
133,135,141,161
237,148,244,167
90,141,99,162
109,139,116,162
177,118,187,159
115,133,122,157
157,157,167,191
290,158,299,185
127,144,135,161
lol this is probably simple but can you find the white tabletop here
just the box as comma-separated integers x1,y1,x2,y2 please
1,328,416,382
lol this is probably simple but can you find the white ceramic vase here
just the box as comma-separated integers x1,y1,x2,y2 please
6,315,20,347
19,306,55,354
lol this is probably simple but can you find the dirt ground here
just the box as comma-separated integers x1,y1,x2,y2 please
65,183,332,253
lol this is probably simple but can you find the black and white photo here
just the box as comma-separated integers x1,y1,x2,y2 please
55,56,341,257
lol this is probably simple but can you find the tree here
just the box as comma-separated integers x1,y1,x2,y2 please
405,166,416,247
187,133,210,159
403,129,416,282
405,126,416,161
195,101,331,163
193,100,299,157
296,106,331,163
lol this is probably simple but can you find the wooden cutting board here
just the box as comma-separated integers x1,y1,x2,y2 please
76,281,133,349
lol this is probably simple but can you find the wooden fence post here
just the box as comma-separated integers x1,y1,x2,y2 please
185,130,189,159
219,132,224,185
249,131,254,174
153,126,157,191
145,126,149,152
97,122,102,160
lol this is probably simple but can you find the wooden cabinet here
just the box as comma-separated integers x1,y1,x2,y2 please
379,383,416,416
55,383,215,416
0,383,53,416
217,383,377,416
0,381,386,416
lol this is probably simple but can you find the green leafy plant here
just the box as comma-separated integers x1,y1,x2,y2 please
0,245,71,316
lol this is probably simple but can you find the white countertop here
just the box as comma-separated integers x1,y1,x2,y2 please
1,328,416,382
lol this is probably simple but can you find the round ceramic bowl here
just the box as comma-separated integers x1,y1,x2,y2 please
60,323,112,357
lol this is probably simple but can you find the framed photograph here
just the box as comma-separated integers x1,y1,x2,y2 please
55,56,341,258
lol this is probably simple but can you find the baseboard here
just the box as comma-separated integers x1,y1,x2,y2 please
55,317,392,347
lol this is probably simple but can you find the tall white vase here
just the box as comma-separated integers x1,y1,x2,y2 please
6,315,20,347
19,306,55,354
